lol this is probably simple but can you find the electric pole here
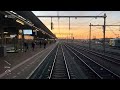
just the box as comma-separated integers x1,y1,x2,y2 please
103,13,107,54
51,17,53,30
89,23,92,49
37,13,106,44
90,25,120,54
69,17,70,42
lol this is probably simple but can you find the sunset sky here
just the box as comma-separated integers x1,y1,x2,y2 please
32,11,120,39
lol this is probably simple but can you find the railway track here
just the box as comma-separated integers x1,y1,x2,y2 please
64,44,120,79
29,43,71,79
76,43,120,58
49,44,70,79
68,43,120,65
28,44,58,79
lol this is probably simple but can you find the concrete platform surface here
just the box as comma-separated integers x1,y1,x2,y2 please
0,42,58,79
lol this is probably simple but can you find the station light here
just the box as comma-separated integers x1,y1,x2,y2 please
26,21,34,27
36,29,39,31
4,32,8,34
4,15,8,18
4,14,15,19
19,30,22,34
16,19,24,25
33,30,36,32
42,31,45,34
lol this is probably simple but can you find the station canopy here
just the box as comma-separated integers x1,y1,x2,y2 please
0,11,56,39
14,11,56,38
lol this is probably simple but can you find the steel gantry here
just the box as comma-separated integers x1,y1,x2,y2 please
89,24,120,53
37,13,107,49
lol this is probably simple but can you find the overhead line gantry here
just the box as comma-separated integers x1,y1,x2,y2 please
89,24,120,53
37,14,107,52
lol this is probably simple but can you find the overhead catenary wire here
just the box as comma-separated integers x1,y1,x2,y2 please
64,11,105,27
107,26,118,37
106,26,120,31
36,11,107,39
68,12,106,40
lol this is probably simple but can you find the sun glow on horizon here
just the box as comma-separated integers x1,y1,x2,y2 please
33,11,120,39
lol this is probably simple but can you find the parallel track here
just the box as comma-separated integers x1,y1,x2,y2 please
65,44,120,79
69,43,120,65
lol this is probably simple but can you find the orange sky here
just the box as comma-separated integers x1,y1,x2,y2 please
56,27,120,39
34,11,120,39
38,18,120,39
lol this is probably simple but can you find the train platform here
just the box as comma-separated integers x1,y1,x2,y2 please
0,42,58,79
